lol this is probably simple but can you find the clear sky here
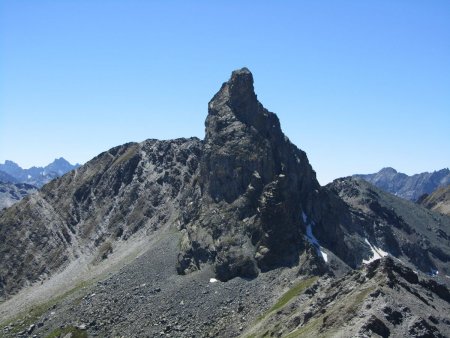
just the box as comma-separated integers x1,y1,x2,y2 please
1,1,449,184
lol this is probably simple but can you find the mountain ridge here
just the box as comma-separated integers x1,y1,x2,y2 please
0,68,449,337
354,167,450,201
0,182,38,210
0,157,80,187
420,185,450,216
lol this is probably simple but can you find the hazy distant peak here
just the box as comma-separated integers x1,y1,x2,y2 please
0,157,80,187
379,167,397,174
354,167,450,201
2,160,21,168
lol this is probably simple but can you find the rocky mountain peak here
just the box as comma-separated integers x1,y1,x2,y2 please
51,157,70,165
2,160,20,171
178,68,321,281
206,67,280,141
226,67,256,109
208,67,255,111
202,68,289,203
379,167,398,174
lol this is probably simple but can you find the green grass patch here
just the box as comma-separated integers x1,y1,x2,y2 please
343,286,374,317
284,286,376,338
268,277,318,314
0,280,90,335
45,326,88,338
284,316,323,338
249,276,318,335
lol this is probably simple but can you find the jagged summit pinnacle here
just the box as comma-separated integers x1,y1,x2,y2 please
206,68,279,141
177,67,321,281
208,67,256,115
228,67,254,93
231,66,252,75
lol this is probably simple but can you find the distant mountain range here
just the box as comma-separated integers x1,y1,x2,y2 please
0,158,80,210
0,182,37,210
0,157,80,188
353,167,450,201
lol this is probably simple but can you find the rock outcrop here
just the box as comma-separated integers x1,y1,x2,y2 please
245,257,450,337
177,68,322,281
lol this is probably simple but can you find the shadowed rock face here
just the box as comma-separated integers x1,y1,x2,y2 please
177,68,322,281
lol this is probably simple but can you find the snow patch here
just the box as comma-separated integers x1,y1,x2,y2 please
362,238,389,264
302,212,308,224
27,174,31,179
302,212,328,262
429,269,439,277
209,278,218,283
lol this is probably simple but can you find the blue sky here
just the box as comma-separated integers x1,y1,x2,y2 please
1,1,449,184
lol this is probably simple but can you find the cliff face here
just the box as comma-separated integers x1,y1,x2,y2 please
0,138,202,298
177,68,321,281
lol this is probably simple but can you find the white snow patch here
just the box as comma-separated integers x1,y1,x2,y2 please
362,238,389,264
429,269,439,277
302,211,308,224
306,224,319,247
209,278,218,283
303,212,328,262
27,174,32,179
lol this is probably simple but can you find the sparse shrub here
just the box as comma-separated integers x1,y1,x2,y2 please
45,326,88,338
94,240,113,264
